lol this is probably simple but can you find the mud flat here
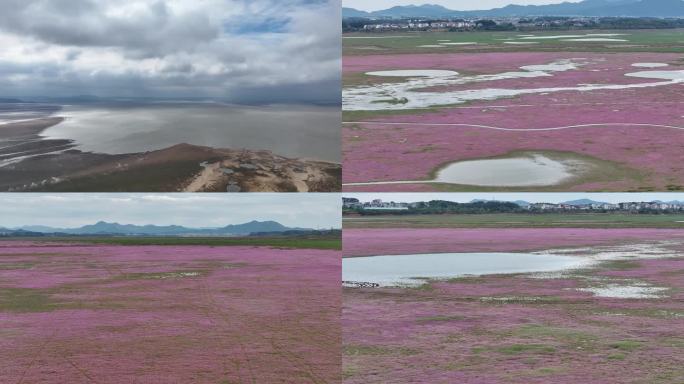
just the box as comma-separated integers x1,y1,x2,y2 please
1,142,340,192
0,104,341,192
0,117,73,164
343,229,684,383
0,240,340,383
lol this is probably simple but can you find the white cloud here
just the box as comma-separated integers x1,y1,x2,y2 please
0,193,341,228
0,0,340,102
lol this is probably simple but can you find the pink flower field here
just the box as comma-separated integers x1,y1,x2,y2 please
343,52,684,191
343,228,684,257
0,241,341,383
343,228,684,383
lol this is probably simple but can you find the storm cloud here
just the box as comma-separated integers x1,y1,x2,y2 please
0,0,341,103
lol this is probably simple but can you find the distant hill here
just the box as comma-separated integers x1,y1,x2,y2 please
593,0,684,17
0,98,25,103
343,7,371,18
655,200,684,205
373,4,457,18
343,0,684,18
561,199,609,206
0,228,44,237
470,199,530,207
17,220,310,236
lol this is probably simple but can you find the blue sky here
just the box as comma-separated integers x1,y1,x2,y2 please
0,194,341,229
345,193,684,204
344,0,582,11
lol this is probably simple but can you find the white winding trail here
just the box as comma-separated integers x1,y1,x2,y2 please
344,180,437,186
342,121,684,186
342,121,684,132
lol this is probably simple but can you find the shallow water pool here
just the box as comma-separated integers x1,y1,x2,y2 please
343,252,587,287
434,155,577,187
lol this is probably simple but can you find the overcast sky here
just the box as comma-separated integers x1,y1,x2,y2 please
0,194,341,229
344,0,581,11
0,0,340,103
346,193,684,204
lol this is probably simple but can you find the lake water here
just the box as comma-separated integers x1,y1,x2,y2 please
343,252,587,287
41,103,341,162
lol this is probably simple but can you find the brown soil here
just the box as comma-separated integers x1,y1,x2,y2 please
1,118,341,192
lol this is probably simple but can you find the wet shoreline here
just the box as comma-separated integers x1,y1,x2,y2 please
0,107,341,192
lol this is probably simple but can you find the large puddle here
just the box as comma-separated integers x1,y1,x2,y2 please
344,58,684,111
344,153,586,187
343,252,587,287
434,155,576,186
41,103,341,162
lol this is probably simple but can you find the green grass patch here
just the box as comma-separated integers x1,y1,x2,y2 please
342,366,359,379
599,260,642,270
416,315,466,323
344,344,419,356
0,288,55,313
342,107,443,122
446,276,489,284
497,344,557,355
510,366,568,379
510,324,599,351
0,263,35,270
609,340,645,351
344,29,684,55
344,212,684,229
515,324,593,340
43,236,342,250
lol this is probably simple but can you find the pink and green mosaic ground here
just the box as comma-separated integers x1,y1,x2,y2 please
343,228,684,383
0,241,340,384
343,52,684,191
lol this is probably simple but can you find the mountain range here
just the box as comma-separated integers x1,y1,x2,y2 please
343,0,684,18
470,199,684,206
561,199,684,205
5,220,311,236
470,199,531,207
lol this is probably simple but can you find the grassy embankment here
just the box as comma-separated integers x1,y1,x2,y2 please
343,29,684,55
344,213,684,229
2,235,342,250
